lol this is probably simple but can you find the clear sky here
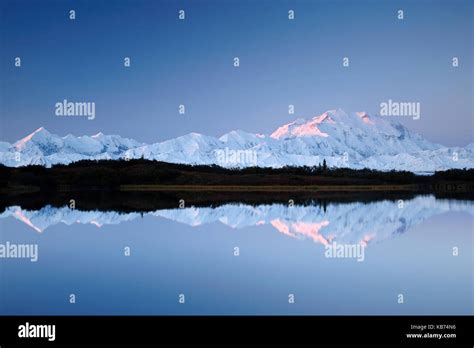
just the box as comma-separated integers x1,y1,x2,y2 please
1,0,472,146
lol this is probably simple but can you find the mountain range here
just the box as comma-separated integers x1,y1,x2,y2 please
2,196,472,245
1,109,472,172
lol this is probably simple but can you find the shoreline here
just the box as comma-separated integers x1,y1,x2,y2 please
119,184,419,192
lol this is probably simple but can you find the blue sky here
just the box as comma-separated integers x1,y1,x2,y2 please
1,0,472,146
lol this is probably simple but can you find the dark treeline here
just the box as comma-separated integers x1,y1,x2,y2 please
0,189,426,214
0,158,473,191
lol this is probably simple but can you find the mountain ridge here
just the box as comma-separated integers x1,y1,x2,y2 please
1,109,472,172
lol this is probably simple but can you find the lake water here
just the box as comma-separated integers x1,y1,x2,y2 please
0,195,472,315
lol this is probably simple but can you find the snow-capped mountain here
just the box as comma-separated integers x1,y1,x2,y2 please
0,127,142,167
1,109,472,172
2,196,473,246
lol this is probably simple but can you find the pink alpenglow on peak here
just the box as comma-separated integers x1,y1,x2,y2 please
270,121,295,139
270,112,336,139
14,127,50,150
356,111,374,125
270,110,378,140
91,132,105,138
290,118,330,138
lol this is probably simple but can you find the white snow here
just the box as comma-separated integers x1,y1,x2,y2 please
2,197,472,246
1,109,472,172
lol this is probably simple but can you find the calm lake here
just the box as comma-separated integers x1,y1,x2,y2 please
0,195,472,315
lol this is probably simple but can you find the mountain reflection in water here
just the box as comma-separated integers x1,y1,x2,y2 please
2,195,472,248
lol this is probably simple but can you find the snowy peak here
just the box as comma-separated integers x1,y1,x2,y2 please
14,127,54,149
270,116,329,139
4,127,143,166
270,109,375,140
18,126,49,140
91,132,105,138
